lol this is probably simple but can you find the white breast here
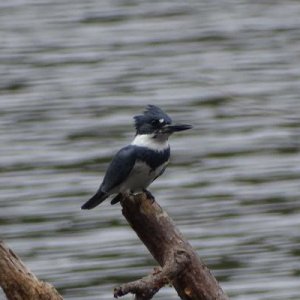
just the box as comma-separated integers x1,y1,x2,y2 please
118,160,168,193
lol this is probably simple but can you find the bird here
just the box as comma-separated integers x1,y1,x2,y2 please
81,105,192,210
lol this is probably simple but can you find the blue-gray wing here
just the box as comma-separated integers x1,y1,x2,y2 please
100,145,136,193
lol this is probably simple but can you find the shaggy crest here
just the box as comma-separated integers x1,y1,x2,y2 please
134,105,172,134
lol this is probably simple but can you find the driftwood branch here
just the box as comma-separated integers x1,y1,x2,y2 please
115,193,229,300
0,240,63,300
114,248,189,300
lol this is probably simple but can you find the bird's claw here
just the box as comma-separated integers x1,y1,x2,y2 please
143,189,155,204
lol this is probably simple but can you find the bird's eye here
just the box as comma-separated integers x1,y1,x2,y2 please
151,120,160,126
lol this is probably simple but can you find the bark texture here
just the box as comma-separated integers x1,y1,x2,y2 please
0,240,63,300
116,193,229,300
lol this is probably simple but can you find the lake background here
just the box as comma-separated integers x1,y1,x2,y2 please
1,0,300,299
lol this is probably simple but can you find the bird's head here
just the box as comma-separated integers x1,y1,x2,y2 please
134,105,192,139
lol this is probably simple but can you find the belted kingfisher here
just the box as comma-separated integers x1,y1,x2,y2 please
81,105,192,210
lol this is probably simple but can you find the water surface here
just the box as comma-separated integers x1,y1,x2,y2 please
1,1,300,299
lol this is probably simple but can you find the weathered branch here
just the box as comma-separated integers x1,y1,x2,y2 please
114,248,190,300
115,193,229,300
0,240,63,300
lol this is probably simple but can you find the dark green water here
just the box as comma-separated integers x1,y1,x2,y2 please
1,1,300,299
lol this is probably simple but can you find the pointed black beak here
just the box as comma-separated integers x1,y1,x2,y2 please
162,124,192,134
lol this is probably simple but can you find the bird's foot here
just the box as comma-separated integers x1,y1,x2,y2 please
143,189,155,204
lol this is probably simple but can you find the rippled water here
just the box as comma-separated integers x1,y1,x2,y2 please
1,1,300,299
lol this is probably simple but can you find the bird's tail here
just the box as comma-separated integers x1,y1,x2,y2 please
81,190,109,210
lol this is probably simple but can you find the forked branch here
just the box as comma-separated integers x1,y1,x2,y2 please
114,248,189,299
115,193,229,300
